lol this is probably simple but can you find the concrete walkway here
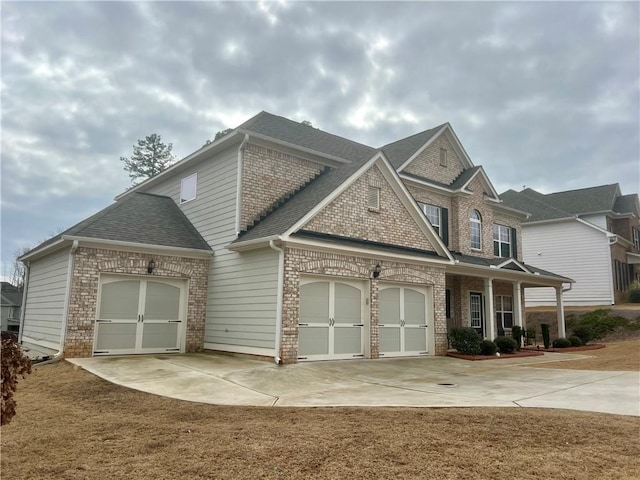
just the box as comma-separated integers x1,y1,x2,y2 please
68,352,640,416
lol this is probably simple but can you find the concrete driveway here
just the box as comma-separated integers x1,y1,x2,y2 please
68,352,640,416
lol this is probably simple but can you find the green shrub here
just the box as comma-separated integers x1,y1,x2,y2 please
628,289,640,303
525,327,536,345
572,324,595,345
450,327,482,355
494,336,518,354
541,323,551,349
568,336,582,347
575,309,628,340
552,338,572,348
511,325,522,350
479,340,497,356
1,332,32,426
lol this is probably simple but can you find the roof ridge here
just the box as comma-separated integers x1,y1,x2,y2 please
545,183,619,196
519,189,573,218
378,123,447,150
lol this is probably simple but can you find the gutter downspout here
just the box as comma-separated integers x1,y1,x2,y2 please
47,240,79,363
18,262,30,344
235,134,250,236
269,239,284,365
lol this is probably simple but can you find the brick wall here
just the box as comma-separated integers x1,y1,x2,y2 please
303,164,436,252
241,144,324,229
403,134,465,185
281,247,447,363
64,247,209,358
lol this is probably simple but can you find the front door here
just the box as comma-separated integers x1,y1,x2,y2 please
94,276,186,355
470,292,484,338
379,284,430,357
298,278,365,361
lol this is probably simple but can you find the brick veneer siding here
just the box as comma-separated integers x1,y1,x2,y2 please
303,165,436,252
403,135,465,185
281,247,447,364
64,247,210,358
454,276,516,333
241,144,324,229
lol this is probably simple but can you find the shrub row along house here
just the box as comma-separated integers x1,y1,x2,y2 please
501,185,640,306
19,112,572,363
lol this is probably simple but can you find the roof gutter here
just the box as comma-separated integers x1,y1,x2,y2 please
18,263,30,344
269,240,284,365
61,235,214,257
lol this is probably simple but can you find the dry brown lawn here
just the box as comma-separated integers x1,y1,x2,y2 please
2,360,639,480
529,340,640,371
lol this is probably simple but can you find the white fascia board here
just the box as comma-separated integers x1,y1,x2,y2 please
285,237,453,267
237,129,351,166
396,124,449,172
284,152,454,260
627,252,640,264
448,263,570,286
612,235,633,248
62,236,213,258
458,167,500,200
494,258,532,273
226,235,282,251
115,131,243,201
19,238,68,262
399,174,465,196
575,217,615,236
524,216,579,226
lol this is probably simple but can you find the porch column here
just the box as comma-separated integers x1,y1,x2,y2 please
556,286,566,338
512,281,523,328
484,278,495,340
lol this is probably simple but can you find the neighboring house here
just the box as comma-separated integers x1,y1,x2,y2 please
19,112,571,363
1,282,23,334
501,185,640,306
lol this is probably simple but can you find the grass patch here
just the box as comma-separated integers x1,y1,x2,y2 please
1,360,639,479
529,340,640,371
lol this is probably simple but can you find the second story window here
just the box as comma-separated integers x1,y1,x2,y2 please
180,173,197,203
493,224,511,257
470,210,482,250
634,228,640,251
420,203,440,235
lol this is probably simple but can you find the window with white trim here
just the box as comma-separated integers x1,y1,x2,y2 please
493,224,511,257
470,210,482,249
419,203,440,235
368,185,380,211
634,228,640,251
180,173,197,203
495,295,513,330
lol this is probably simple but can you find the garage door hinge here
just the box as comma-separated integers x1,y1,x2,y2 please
352,354,365,357
94,350,109,354
165,348,180,352
298,357,308,360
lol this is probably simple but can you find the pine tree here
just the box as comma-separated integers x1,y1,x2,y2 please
121,134,175,184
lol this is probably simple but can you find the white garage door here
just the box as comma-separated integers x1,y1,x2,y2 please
94,275,186,355
379,284,430,357
298,278,365,361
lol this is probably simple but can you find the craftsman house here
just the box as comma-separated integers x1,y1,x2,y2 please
501,185,640,306
19,112,571,363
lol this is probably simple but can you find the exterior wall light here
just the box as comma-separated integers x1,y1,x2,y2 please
372,264,381,278
148,259,156,274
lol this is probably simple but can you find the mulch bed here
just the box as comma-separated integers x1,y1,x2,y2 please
521,344,606,353
446,350,545,361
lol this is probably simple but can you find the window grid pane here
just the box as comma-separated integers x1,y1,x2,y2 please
493,224,511,258
470,210,482,249
421,204,440,235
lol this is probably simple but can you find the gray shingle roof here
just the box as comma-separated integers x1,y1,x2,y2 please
26,193,212,255
451,253,573,282
233,154,374,243
1,283,22,306
614,194,639,215
500,184,637,223
380,124,445,169
399,166,483,191
238,112,376,162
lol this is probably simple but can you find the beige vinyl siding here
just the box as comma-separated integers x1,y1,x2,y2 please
522,221,612,306
21,248,70,348
145,146,278,354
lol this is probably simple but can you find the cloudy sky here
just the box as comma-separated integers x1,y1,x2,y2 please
2,1,639,280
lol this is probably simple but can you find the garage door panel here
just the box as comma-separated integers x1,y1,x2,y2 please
300,283,329,324
334,326,362,355
142,322,180,349
144,282,180,320
299,326,329,356
95,323,137,350
404,327,427,352
334,283,361,324
380,327,401,353
379,288,400,325
404,289,425,324
99,281,140,320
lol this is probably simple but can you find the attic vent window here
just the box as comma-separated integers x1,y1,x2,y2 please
368,185,381,212
180,173,197,203
440,148,447,167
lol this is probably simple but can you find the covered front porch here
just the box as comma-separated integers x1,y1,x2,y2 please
446,255,573,343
